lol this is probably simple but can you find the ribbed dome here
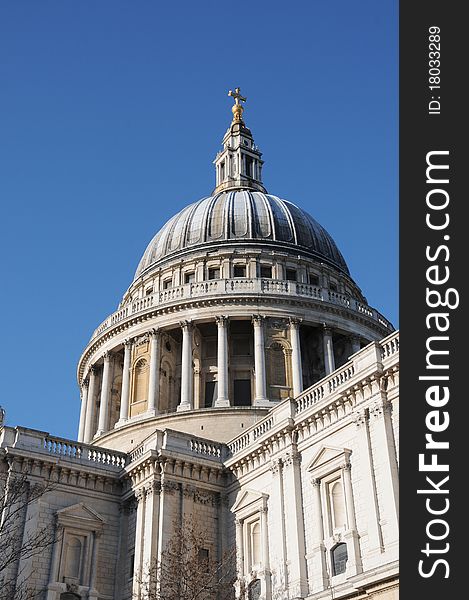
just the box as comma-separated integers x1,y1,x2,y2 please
135,192,349,278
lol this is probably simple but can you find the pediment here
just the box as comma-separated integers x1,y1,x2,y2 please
57,503,105,530
306,445,351,475
231,489,268,514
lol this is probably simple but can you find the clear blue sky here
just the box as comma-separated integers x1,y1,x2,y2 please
0,1,398,440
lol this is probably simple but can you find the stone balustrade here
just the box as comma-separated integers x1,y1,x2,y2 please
0,427,127,470
91,279,393,340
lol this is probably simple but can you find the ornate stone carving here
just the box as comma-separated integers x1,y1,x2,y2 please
354,409,367,428
179,320,193,331
340,462,352,472
252,314,265,326
270,458,282,475
283,451,301,468
311,477,321,487
215,315,228,325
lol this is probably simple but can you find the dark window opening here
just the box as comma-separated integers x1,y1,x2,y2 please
184,272,195,284
260,265,273,279
208,267,220,280
233,265,246,278
286,269,297,282
203,339,217,359
309,273,319,286
204,381,217,408
245,156,253,178
331,543,348,576
232,337,251,356
220,161,225,180
145,287,153,296
330,282,338,292
234,379,251,406
163,279,172,289
198,548,210,573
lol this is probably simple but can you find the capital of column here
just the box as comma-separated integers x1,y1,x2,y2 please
252,314,265,327
270,458,282,475
354,409,368,428
340,462,352,472
123,337,133,348
180,319,194,331
149,327,160,338
289,317,302,329
215,315,229,326
311,477,321,487
135,488,146,503
322,323,333,336
102,350,112,363
88,364,96,376
81,379,89,390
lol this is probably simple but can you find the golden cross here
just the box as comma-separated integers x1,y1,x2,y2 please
228,87,246,106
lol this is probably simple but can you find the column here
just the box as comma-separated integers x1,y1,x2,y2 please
289,318,303,398
323,325,336,375
252,316,268,406
370,394,399,551
116,339,132,426
96,351,112,436
341,462,362,576
141,482,161,591
350,335,361,355
177,321,193,411
133,488,147,600
235,519,244,577
215,316,230,407
77,380,89,442
84,366,97,443
88,531,101,600
354,409,383,557
270,460,288,591
260,507,272,598
45,525,64,599
282,452,308,597
309,479,328,592
147,329,160,415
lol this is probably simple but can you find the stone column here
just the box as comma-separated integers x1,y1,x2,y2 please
341,462,363,576
88,531,101,600
289,318,303,397
354,409,383,557
235,519,244,576
45,524,64,598
147,329,160,415
350,335,361,355
177,321,193,411
96,351,112,436
309,478,328,592
117,339,132,426
215,316,230,407
141,482,161,591
84,366,97,443
282,452,308,597
323,325,335,375
370,394,399,551
252,316,268,405
270,460,288,591
77,380,89,442
260,506,272,598
133,488,147,600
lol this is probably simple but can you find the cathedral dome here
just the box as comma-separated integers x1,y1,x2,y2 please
135,192,349,279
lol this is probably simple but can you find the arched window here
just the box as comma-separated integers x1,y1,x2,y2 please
331,543,348,576
330,480,347,530
248,579,261,600
250,521,261,566
131,358,149,416
64,536,82,580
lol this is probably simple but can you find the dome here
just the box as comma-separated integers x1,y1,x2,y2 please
135,191,349,279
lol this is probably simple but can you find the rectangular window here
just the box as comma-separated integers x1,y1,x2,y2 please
309,273,319,286
232,337,251,356
330,282,338,292
163,278,172,289
198,548,210,573
259,265,272,279
233,265,246,278
286,268,297,282
145,287,153,296
208,267,220,280
204,381,217,408
184,272,195,284
234,379,251,406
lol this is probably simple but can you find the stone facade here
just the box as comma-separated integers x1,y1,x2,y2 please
0,94,398,599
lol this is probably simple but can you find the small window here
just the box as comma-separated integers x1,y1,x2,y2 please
208,267,220,280
331,543,348,576
309,273,319,286
259,265,272,279
286,268,297,282
233,265,246,278
250,521,261,566
330,282,338,292
163,279,172,290
197,548,210,573
145,287,153,296
220,161,225,180
184,272,195,284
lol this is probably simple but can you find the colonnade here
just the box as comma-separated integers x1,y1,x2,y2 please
78,318,361,443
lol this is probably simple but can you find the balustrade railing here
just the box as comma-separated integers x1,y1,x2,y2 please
91,279,393,340
41,435,127,469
